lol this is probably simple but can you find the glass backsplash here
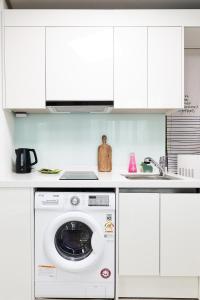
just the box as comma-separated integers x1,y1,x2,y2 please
14,114,165,171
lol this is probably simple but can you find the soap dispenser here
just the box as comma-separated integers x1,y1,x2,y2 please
128,153,137,173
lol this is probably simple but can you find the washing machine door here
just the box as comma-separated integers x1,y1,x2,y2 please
44,211,105,272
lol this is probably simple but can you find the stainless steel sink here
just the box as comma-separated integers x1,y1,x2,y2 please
121,174,182,180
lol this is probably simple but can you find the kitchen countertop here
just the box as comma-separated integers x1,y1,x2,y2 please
0,170,199,188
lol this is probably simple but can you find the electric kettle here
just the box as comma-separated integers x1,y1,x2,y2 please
15,148,38,173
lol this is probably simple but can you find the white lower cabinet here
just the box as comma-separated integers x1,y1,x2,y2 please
0,188,32,300
119,191,200,299
160,193,200,276
119,193,159,276
119,192,200,277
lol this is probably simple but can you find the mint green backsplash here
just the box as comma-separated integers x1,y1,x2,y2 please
14,114,165,170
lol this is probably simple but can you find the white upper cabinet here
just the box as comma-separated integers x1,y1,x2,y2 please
114,26,183,109
114,27,147,108
161,193,200,276
46,27,113,101
3,14,183,110
148,27,183,109
4,27,45,109
119,193,159,276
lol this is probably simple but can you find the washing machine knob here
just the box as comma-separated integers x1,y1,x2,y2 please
70,196,80,206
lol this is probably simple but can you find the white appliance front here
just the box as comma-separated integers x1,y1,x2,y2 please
35,190,115,299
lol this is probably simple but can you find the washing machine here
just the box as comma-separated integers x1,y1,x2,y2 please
35,189,115,299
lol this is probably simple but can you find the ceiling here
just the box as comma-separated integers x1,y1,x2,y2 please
7,0,200,9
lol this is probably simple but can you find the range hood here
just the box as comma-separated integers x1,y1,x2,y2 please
46,101,113,113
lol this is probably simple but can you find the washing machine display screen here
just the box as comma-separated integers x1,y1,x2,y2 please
55,221,93,261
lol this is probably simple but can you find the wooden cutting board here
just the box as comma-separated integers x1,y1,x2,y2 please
98,135,112,172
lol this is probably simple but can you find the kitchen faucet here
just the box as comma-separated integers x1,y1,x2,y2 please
144,157,165,176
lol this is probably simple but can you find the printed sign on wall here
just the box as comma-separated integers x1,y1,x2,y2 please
167,49,200,173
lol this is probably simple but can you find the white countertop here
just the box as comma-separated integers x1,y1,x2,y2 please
0,170,199,188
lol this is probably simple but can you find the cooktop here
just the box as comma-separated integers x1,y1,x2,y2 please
59,171,98,180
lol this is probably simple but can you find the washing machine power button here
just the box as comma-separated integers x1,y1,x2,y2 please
70,196,80,206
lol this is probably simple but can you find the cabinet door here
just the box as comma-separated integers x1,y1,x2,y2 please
46,27,113,101
119,193,159,276
114,27,147,108
4,27,45,109
161,193,200,276
148,27,183,109
0,188,32,300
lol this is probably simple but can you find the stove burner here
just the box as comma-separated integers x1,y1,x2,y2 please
59,171,98,180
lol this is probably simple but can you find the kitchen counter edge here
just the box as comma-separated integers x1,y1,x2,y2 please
0,172,199,189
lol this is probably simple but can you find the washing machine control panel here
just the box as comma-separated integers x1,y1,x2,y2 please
35,192,115,210
88,195,109,206
70,196,80,206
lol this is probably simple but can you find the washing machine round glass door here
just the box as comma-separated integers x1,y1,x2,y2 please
55,221,93,261
44,212,105,272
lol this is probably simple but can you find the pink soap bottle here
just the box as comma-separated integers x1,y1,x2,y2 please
128,152,137,173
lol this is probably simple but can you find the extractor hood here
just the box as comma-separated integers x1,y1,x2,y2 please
46,101,113,113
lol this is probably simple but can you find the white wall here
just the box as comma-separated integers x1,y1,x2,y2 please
0,2,15,174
